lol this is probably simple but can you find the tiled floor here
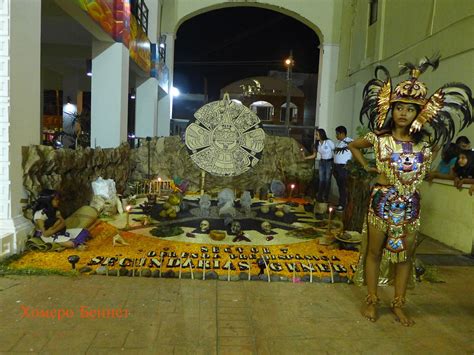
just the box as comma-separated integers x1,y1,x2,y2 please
0,260,473,354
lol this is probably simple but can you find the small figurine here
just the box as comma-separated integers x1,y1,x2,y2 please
199,220,210,233
261,221,273,234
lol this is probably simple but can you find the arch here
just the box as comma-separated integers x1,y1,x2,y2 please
174,3,323,43
221,76,304,98
167,1,338,131
250,100,274,121
280,102,297,122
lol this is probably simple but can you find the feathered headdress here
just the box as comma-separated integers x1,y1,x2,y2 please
360,54,474,147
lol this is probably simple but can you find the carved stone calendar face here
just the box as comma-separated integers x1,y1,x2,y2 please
184,94,265,177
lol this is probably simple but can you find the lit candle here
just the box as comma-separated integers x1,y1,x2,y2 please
157,177,162,196
289,183,295,199
327,206,334,235
309,263,313,283
125,205,131,229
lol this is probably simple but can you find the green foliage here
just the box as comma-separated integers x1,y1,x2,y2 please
356,125,371,138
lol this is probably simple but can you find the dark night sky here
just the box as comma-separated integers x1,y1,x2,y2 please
174,7,320,101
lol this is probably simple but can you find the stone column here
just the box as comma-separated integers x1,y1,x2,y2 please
315,43,339,131
91,40,129,148
1,0,41,256
135,77,159,138
157,32,174,137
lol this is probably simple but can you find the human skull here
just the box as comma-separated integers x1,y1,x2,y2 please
230,221,241,235
261,221,272,234
199,220,210,233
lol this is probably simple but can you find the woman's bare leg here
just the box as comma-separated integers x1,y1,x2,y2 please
392,232,417,326
362,224,386,321
60,241,75,248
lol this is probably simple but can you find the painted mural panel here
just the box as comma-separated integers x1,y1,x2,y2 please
76,0,131,45
129,15,151,73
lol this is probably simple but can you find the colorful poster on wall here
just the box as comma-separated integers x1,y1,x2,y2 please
129,15,151,73
76,0,131,46
151,43,169,93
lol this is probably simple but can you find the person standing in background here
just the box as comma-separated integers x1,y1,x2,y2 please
333,126,353,211
303,128,335,202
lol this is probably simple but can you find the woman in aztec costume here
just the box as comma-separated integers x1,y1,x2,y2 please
349,55,474,326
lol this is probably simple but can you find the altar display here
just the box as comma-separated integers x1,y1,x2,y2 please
15,95,359,282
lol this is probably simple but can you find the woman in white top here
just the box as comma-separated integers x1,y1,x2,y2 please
303,129,335,202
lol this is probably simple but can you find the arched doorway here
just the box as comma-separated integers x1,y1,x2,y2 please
170,3,325,140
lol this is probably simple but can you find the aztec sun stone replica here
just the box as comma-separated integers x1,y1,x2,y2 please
185,94,265,177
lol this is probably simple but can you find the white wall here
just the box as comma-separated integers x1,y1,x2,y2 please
3,0,42,254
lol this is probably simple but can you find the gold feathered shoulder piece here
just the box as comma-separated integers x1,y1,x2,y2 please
410,83,474,147
359,66,392,131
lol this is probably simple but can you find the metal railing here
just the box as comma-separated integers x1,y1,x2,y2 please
131,0,149,35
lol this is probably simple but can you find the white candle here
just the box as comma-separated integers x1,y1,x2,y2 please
202,259,206,280
261,256,270,283
159,253,163,278
157,177,162,196
200,171,205,196
328,260,334,283
309,263,313,283
227,259,231,281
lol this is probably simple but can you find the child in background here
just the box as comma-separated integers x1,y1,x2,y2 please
453,150,474,190
33,189,89,250
426,143,459,181
436,143,459,174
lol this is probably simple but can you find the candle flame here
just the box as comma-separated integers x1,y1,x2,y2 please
157,177,162,182
290,184,295,189
126,205,131,212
